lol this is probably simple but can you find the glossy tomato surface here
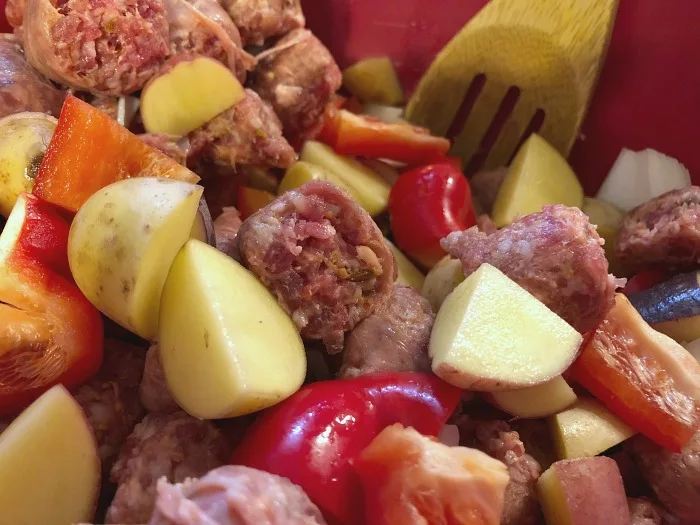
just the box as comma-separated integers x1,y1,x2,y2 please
301,0,700,193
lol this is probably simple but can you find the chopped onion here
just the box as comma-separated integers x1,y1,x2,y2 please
117,96,140,128
683,338,700,364
438,424,460,447
596,148,691,212
362,103,406,124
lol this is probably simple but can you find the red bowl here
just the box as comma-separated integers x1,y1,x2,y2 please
301,0,700,194
3,2,697,193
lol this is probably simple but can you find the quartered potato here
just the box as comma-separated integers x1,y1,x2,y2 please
68,178,203,340
385,239,425,290
0,112,57,217
421,255,466,312
158,240,306,419
342,57,404,105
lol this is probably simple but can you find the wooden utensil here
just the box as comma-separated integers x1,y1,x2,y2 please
405,0,619,174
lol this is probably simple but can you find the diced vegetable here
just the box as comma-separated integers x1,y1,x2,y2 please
537,457,630,525
279,161,364,211
492,134,583,228
385,239,425,290
299,141,390,216
361,103,406,124
321,109,450,166
596,148,691,212
550,397,636,459
628,271,700,343
141,56,245,137
237,186,276,220
0,194,103,416
68,178,203,340
487,376,578,419
231,373,461,525
355,424,509,525
429,264,582,391
342,57,404,106
421,255,466,311
33,95,199,213
581,197,624,266
389,162,476,269
570,294,700,452
622,269,670,297
0,113,57,218
158,240,306,419
0,386,100,525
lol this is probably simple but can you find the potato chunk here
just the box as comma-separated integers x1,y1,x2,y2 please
158,240,306,419
342,57,404,105
430,263,582,391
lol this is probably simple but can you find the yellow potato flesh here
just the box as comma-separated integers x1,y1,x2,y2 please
492,134,583,228
280,161,363,203
489,376,578,418
0,385,100,525
300,141,390,216
537,466,573,525
422,255,466,312
0,113,57,217
68,177,202,340
385,239,425,290
141,56,245,137
342,57,404,105
158,240,306,419
430,264,582,391
551,397,636,459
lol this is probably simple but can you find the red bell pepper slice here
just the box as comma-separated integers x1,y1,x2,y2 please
570,294,700,452
230,373,462,525
622,269,671,296
33,95,200,214
388,162,476,269
0,193,103,416
236,186,276,220
321,109,451,166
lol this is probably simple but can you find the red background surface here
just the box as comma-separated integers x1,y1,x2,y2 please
301,0,700,194
2,1,697,194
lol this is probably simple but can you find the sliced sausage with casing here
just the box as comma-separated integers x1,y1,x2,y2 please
237,180,395,354
220,0,305,47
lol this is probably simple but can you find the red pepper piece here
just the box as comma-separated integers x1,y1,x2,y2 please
321,109,450,166
236,186,276,220
570,294,700,452
622,269,671,296
0,193,103,416
33,95,199,213
230,373,462,525
388,162,476,269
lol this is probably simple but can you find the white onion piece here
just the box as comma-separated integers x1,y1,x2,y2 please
362,103,406,124
438,424,460,447
596,148,691,212
683,338,700,364
117,96,140,128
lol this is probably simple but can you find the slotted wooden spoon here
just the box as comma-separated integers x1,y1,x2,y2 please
405,0,619,173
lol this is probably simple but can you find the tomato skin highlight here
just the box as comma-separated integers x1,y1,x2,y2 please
0,194,103,416
230,373,462,525
320,109,450,166
389,162,476,269
33,95,199,214
570,294,700,452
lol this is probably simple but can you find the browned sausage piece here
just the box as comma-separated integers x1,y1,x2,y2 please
164,0,255,81
0,36,65,118
238,180,395,353
339,285,434,378
22,0,171,95
626,432,700,525
441,205,619,334
73,338,146,474
459,419,543,525
139,133,190,166
214,206,243,260
221,0,305,47
105,411,228,524
616,186,700,274
139,345,179,414
189,88,296,169
148,465,327,524
252,28,342,146
628,498,663,525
